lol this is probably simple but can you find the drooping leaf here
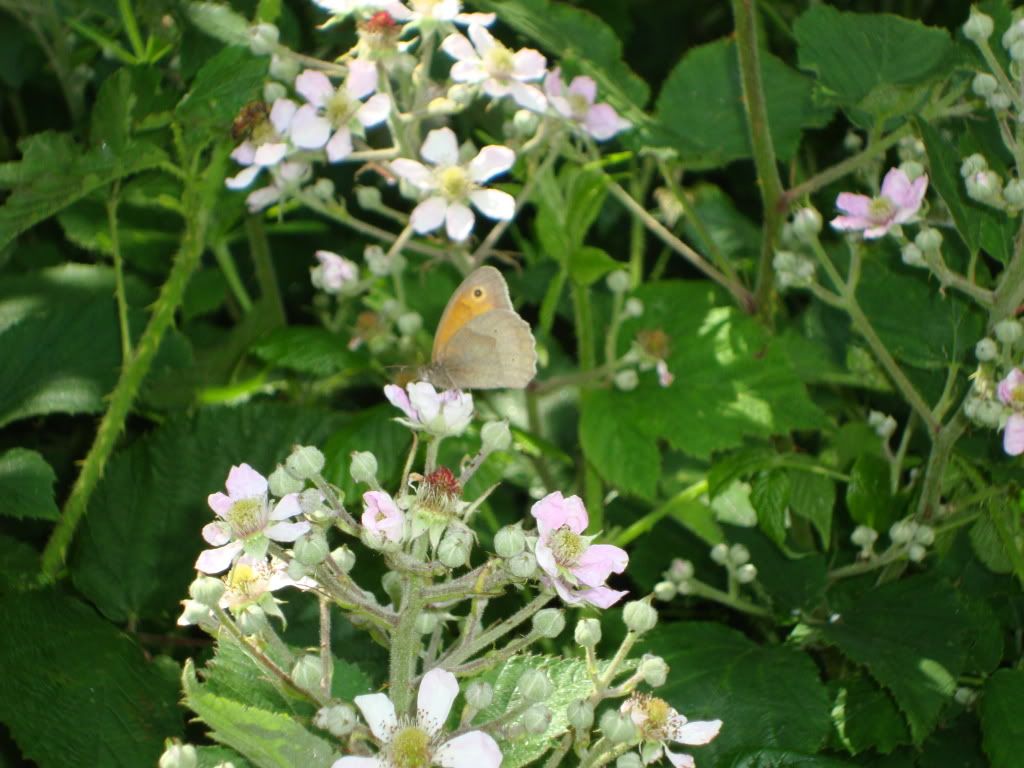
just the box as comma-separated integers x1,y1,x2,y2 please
787,471,834,546
71,403,345,623
580,388,661,499
651,39,833,169
0,448,59,520
251,326,369,377
646,622,831,762
831,672,911,756
0,590,183,768
724,751,856,768
980,668,1024,768
751,470,791,549
845,455,900,531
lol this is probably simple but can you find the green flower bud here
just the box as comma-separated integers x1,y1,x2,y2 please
914,524,935,546
653,580,677,602
269,464,304,497
868,410,897,440
533,608,566,638
294,529,329,566
736,563,758,584
617,753,644,768
850,525,878,548
599,710,637,744
710,543,729,565
465,680,494,710
513,109,540,137
1011,39,1024,61
973,72,999,97
291,655,322,691
955,686,978,706
350,451,379,485
263,81,287,103
607,270,632,294
1004,21,1024,49
269,54,299,82
189,576,226,607
908,543,927,563
843,131,864,152
622,600,658,634
791,207,823,241
889,520,914,545
428,96,460,115
438,537,468,569
397,312,423,336
314,704,357,737
1005,179,1024,207
504,721,527,741
287,559,310,582
638,654,669,687
236,605,267,635
623,298,644,318
364,245,391,276
615,369,640,391
248,23,280,55
494,525,526,558
448,83,475,105
900,160,925,181
507,550,538,579
960,153,988,178
522,704,552,735
567,699,595,730
160,741,198,768
517,668,554,703
178,599,213,627
331,545,356,572
914,228,943,253
901,243,926,267
355,185,383,211
575,617,602,648
481,420,512,453
286,445,325,480
976,399,1004,427
668,558,694,582
313,178,335,200
989,92,1012,111
382,571,404,605
963,10,994,42
994,319,1023,344
415,612,439,635
729,543,750,566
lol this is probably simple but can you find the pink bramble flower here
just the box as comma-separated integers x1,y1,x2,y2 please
384,381,474,438
245,160,312,213
219,555,314,620
313,0,391,18
621,694,722,768
544,68,631,141
390,127,515,241
312,250,359,294
997,368,1024,455
383,0,495,27
291,61,391,163
830,168,928,238
196,464,310,574
334,668,501,768
226,98,299,190
362,491,406,543
531,491,629,608
441,24,547,112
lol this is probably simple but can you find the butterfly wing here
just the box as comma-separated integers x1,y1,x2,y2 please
432,266,515,362
434,310,537,389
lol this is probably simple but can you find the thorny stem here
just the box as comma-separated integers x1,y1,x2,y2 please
319,596,333,699
731,0,785,317
440,592,552,668
389,582,424,714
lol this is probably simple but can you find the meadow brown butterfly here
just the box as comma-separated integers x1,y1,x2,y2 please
422,266,537,390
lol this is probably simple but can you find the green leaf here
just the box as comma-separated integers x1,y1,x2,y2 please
471,0,648,116
0,534,40,593
725,750,856,768
0,448,59,520
183,660,340,768
710,481,757,527
969,501,1016,575
682,184,761,269
473,655,595,768
845,455,899,530
177,46,269,133
794,6,954,127
0,264,173,427
980,669,1024,768
322,404,412,505
0,590,183,768
832,673,910,756
751,470,791,549
788,471,834,545
0,133,167,250
251,326,368,376
70,403,345,622
198,746,253,768
580,388,661,499
730,527,827,613
90,68,135,152
569,246,622,287
646,622,831,761
651,39,832,170
819,577,971,743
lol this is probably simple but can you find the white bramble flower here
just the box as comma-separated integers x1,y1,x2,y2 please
383,0,495,27
390,127,515,241
245,160,312,213
384,381,474,438
226,98,299,190
333,668,501,768
621,694,722,768
441,24,547,112
544,68,630,141
291,61,391,163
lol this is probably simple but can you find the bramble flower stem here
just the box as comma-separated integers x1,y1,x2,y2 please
686,580,772,618
730,0,784,316
974,38,1024,114
389,582,424,714
441,592,552,668
449,628,545,676
827,545,909,581
596,631,636,691
106,185,132,361
212,240,255,313
246,216,286,328
425,437,441,474
543,734,573,768
40,149,224,582
319,596,333,698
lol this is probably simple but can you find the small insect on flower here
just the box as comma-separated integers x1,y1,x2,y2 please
231,101,270,141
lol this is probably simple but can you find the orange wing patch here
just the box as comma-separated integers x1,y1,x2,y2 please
432,286,497,357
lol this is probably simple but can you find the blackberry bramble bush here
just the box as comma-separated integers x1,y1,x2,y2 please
1,2,1024,768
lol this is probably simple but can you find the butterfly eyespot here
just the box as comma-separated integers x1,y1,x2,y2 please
473,288,484,298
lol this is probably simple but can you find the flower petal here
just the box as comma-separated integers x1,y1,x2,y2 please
231,141,257,165
331,757,385,768
421,127,460,167
830,214,871,232
265,520,311,542
531,491,589,534
326,128,354,163
391,158,434,189
1005,413,1024,456
346,59,379,100
544,68,565,99
384,383,417,420
411,197,449,234
671,718,723,746
290,105,332,150
226,165,262,190
407,381,442,422
254,142,288,166
208,492,233,517
584,104,630,141
577,585,628,608
998,368,1024,404
202,521,232,546
417,668,460,735
271,493,302,520
567,75,597,105
195,541,244,574
664,747,696,768
512,48,547,82
451,60,488,83
468,145,515,183
468,24,496,56
835,192,871,218
455,11,496,26
226,464,268,499
445,202,475,241
880,168,912,207
269,98,298,133
357,94,391,127
295,69,335,108
354,692,398,741
435,731,502,768
441,32,478,62
572,543,629,587
246,185,282,213
470,189,515,221
508,81,547,112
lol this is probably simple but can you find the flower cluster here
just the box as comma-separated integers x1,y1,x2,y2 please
966,318,1024,456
